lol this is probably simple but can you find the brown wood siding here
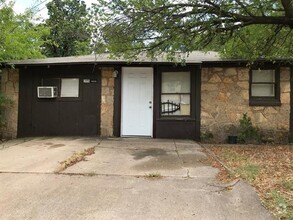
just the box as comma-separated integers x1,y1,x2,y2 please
154,65,201,140
113,66,122,137
18,70,33,137
18,65,101,137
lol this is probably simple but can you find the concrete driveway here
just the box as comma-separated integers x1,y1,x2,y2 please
0,137,274,220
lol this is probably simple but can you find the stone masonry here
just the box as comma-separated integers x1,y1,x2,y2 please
1,68,19,139
201,67,290,144
100,67,115,136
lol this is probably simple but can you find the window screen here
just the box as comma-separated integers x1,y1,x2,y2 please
60,78,79,97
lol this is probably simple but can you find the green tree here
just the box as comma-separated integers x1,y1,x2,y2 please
93,0,293,61
44,0,92,57
0,0,49,62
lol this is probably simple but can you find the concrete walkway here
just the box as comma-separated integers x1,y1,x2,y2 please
0,137,275,220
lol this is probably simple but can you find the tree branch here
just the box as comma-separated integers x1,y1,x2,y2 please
281,0,293,18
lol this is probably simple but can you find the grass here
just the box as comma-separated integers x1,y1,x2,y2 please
236,164,260,182
205,144,293,220
282,180,293,191
264,191,293,220
221,149,249,162
218,148,259,182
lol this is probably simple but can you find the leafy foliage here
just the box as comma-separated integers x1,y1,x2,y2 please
0,0,49,62
0,92,12,130
220,25,293,61
92,0,293,61
43,0,92,57
238,113,261,143
201,131,214,143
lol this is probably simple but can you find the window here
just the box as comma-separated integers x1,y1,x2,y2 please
61,78,79,97
161,71,191,116
250,68,280,106
40,77,80,99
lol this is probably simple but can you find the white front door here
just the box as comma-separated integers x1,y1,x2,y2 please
121,67,153,136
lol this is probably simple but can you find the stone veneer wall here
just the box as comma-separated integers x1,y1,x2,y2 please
201,67,290,144
1,68,19,139
100,67,115,136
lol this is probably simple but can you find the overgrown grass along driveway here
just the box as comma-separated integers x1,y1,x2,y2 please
204,144,293,220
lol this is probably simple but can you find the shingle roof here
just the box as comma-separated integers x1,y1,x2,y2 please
11,51,224,65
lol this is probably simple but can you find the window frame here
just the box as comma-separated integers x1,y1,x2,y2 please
160,70,192,118
249,67,280,106
38,76,82,102
60,78,80,98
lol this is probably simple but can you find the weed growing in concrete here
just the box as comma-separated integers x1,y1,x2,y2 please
55,147,95,173
145,172,162,179
87,172,96,177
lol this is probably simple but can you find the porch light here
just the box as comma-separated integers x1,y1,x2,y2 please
112,70,119,78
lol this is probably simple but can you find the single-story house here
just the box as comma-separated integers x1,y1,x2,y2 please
1,51,292,143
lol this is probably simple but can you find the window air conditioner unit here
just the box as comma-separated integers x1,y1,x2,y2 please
37,86,58,98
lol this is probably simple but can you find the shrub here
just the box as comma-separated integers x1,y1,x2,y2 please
0,92,12,133
238,113,261,144
201,130,214,143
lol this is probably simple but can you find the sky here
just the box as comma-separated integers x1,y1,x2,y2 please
13,0,97,19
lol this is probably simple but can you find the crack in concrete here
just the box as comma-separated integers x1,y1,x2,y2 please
208,179,241,193
173,140,191,179
0,138,35,150
96,145,176,152
0,171,205,180
186,169,190,178
173,139,183,166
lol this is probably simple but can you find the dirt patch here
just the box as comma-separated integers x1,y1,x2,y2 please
204,144,293,220
55,147,95,173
